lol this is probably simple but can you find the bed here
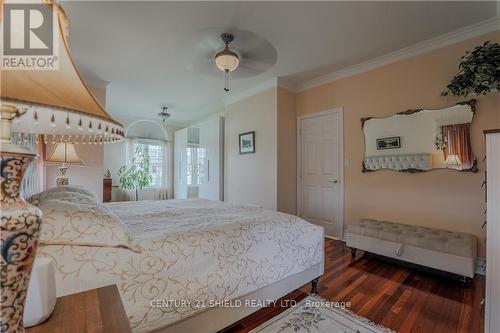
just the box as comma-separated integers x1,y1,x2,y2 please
33,186,324,333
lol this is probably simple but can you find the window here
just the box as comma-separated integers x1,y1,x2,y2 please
134,142,163,188
186,147,206,186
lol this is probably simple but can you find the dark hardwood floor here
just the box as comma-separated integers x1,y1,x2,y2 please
221,238,484,333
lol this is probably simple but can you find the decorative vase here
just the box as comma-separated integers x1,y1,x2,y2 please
1,106,43,332
56,164,68,187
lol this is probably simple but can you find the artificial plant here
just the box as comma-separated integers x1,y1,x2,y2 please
442,41,500,97
118,145,152,201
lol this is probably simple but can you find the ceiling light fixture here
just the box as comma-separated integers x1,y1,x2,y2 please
215,33,239,92
158,106,171,123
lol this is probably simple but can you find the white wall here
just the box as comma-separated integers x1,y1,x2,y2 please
224,88,278,209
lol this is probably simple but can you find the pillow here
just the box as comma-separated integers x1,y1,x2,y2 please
28,185,97,206
38,199,141,252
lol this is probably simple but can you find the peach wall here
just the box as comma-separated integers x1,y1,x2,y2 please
43,84,106,201
277,87,297,214
296,31,500,257
44,143,104,201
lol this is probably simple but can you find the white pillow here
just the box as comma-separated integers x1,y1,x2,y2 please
45,185,96,197
38,199,141,252
28,186,97,206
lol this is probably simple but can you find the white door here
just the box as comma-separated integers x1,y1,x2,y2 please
199,117,224,201
174,128,188,199
298,109,343,239
486,133,500,333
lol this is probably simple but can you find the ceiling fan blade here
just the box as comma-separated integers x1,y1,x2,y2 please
196,33,224,53
186,61,221,78
182,53,213,70
177,28,223,61
232,35,268,54
239,58,274,72
240,41,277,61
179,27,277,80
230,65,262,79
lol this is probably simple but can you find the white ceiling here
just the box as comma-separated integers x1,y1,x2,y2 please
61,1,497,126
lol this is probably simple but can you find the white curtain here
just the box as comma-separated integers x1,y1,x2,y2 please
155,140,168,200
125,137,138,167
161,140,174,199
12,133,39,199
118,137,172,201
114,138,138,201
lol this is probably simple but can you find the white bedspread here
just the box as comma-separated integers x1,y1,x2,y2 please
37,199,324,332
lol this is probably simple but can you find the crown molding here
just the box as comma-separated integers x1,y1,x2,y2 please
189,110,225,127
277,78,298,92
223,77,279,106
221,76,302,106
295,16,500,92
187,102,225,126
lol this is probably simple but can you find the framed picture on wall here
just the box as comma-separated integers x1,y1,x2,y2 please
239,131,255,154
376,136,401,150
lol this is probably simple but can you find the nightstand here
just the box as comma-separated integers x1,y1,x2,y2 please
26,285,131,333
103,178,112,202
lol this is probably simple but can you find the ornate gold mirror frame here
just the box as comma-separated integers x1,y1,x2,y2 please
361,100,478,173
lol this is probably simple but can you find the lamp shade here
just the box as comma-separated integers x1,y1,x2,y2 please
445,154,463,169
0,2,121,331
1,0,124,144
46,142,83,164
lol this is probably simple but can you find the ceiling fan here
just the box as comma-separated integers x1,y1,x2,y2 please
215,33,239,92
158,106,171,123
181,28,277,92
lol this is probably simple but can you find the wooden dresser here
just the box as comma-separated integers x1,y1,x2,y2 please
485,129,500,333
26,285,131,333
103,178,112,202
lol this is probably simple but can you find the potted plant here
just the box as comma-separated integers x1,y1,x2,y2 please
118,145,152,201
442,41,500,97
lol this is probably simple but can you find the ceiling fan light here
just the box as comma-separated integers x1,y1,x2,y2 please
158,106,171,123
215,49,240,72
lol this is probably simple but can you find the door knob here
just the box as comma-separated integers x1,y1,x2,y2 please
329,180,339,183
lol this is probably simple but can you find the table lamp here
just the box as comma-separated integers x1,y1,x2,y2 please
46,142,84,186
445,154,463,170
0,1,124,331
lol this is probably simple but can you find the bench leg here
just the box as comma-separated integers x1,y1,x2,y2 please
350,247,357,259
310,278,319,294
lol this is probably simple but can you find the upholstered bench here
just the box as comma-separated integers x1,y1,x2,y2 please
346,219,477,281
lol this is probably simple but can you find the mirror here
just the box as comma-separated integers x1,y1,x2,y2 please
362,100,477,173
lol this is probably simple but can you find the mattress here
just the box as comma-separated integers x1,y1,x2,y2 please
37,199,324,332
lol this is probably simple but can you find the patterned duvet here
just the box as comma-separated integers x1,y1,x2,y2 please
37,199,324,332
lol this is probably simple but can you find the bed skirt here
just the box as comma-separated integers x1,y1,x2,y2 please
154,262,324,333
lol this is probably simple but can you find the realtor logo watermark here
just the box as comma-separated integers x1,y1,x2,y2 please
1,2,59,70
